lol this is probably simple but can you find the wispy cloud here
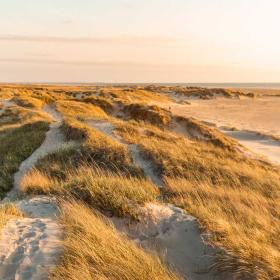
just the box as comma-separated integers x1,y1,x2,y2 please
0,35,179,45
0,57,161,67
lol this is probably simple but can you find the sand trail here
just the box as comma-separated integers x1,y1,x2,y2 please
87,119,219,280
0,103,64,280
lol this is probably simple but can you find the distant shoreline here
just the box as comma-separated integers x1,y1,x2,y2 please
1,82,280,89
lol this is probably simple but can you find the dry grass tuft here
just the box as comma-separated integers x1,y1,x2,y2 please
0,121,49,196
0,204,23,230
56,99,108,120
83,96,114,113
175,116,238,150
122,103,171,126
62,118,143,176
11,95,44,109
50,200,179,280
22,165,158,218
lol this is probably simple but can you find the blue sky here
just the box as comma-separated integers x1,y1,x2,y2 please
0,0,279,82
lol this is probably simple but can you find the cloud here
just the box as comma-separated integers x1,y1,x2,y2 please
0,57,161,67
0,35,179,45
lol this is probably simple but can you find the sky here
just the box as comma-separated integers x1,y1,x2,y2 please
0,0,280,83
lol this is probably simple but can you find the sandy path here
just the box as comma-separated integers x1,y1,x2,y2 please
87,119,220,280
0,104,64,280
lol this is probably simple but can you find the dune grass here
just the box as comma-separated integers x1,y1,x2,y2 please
174,115,238,150
122,103,172,127
0,105,52,129
22,165,158,218
50,200,179,280
0,121,49,196
62,118,143,176
11,95,44,109
82,96,114,113
97,87,171,104
0,104,50,196
113,119,280,279
0,204,23,231
165,178,280,280
2,85,279,279
56,99,108,120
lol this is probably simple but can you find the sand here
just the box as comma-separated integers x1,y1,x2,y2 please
161,96,280,165
0,103,64,280
221,129,280,165
0,99,15,114
87,119,220,280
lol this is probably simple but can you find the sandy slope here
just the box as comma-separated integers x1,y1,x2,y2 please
161,97,280,165
0,99,15,115
0,104,64,280
88,119,220,280
221,129,280,164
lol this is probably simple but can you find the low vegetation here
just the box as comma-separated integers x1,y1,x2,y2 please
114,120,280,279
83,96,114,113
165,177,280,279
50,201,179,280
11,95,44,109
0,204,22,230
122,103,171,126
56,99,108,120
174,116,238,150
0,120,49,197
22,165,158,218
1,85,279,279
62,118,142,176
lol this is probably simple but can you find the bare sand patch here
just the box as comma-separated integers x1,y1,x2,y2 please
163,97,280,164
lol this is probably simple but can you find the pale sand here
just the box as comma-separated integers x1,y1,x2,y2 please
221,129,280,165
87,119,221,280
0,99,15,114
161,97,280,164
0,104,64,280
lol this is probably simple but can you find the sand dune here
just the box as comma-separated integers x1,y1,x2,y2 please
165,96,280,164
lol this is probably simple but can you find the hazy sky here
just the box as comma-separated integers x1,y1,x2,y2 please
0,0,279,83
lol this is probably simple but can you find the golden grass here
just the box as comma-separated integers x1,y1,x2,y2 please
0,88,13,99
97,87,171,103
56,99,108,120
1,84,279,278
165,178,280,279
114,120,280,279
122,103,171,126
11,95,44,109
163,86,250,99
82,96,114,113
50,200,179,280
175,116,238,150
0,105,52,129
0,204,23,230
62,118,143,176
22,165,158,218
